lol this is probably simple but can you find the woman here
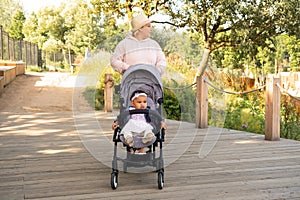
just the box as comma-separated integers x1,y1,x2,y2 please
110,13,166,76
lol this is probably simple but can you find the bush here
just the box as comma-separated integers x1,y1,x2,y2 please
281,95,300,140
82,86,104,110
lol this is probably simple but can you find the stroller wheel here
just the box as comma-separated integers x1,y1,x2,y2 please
157,171,164,189
111,172,118,189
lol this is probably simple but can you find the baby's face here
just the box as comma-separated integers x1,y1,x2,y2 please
131,96,147,109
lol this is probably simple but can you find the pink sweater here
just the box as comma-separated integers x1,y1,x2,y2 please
110,33,166,75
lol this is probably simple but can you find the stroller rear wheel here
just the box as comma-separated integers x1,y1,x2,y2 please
111,172,118,189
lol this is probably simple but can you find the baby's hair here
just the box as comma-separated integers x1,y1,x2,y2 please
130,90,147,101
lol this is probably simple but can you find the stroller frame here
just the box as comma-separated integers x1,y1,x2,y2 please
110,64,166,190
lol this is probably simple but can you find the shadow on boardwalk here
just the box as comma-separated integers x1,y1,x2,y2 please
1,73,300,200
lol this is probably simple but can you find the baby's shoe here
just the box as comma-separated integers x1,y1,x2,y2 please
125,135,134,147
142,132,154,144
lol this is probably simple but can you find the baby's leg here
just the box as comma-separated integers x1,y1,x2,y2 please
125,134,134,147
142,129,155,144
121,120,134,147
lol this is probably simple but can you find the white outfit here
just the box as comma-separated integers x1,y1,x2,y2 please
121,113,153,139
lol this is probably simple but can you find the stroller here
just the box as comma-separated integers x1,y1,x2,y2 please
111,64,165,190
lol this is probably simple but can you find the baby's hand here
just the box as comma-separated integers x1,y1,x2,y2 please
112,121,119,130
161,121,167,130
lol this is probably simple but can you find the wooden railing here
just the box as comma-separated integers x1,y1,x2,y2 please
104,72,300,141
195,73,300,141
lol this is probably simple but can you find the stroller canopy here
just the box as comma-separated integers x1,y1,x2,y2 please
121,64,163,107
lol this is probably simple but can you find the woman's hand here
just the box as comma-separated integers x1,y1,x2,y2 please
112,121,119,130
161,121,167,130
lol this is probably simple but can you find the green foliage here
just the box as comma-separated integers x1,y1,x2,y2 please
7,9,26,39
97,24,128,52
79,50,121,110
161,0,300,77
23,8,65,49
63,0,102,54
163,30,203,69
163,69,196,122
162,88,181,121
162,77,196,122
90,0,167,21
22,13,40,45
22,0,103,56
275,34,300,72
26,66,44,72
223,93,266,134
0,0,21,30
83,86,104,110
281,95,300,140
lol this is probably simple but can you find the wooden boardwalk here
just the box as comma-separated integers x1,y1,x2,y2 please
1,73,300,199
1,110,300,200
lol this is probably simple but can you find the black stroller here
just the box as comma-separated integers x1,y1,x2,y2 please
111,64,165,190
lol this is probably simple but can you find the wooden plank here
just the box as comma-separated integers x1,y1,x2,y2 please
15,62,26,75
1,73,300,199
0,75,4,95
0,66,16,86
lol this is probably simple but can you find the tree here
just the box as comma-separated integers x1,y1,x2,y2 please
91,0,151,21
90,0,299,78
89,0,168,41
162,0,300,77
7,9,26,40
22,7,67,50
23,0,103,56
0,0,21,30
275,35,300,72
22,13,41,45
62,0,102,54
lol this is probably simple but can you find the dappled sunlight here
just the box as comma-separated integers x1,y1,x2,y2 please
95,111,117,120
16,154,34,159
0,112,77,137
37,147,83,155
101,115,116,120
234,139,265,144
58,131,79,137
7,114,34,120
33,73,93,88
101,131,113,137
0,127,63,136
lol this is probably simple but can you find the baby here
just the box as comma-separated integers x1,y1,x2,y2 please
112,91,167,153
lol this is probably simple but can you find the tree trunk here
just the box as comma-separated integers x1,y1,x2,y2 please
194,48,211,83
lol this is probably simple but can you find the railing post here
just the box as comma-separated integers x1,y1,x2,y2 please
104,74,114,112
0,25,3,60
196,76,208,128
265,75,280,141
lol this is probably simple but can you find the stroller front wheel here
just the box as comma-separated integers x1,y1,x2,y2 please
157,171,164,189
111,172,118,189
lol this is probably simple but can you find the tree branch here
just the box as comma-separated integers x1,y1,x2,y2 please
211,41,240,51
152,20,184,28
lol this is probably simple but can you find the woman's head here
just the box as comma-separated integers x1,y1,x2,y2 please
130,90,147,109
131,14,152,39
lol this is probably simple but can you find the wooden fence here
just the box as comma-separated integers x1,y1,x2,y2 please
195,72,300,141
0,25,76,68
0,25,39,66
